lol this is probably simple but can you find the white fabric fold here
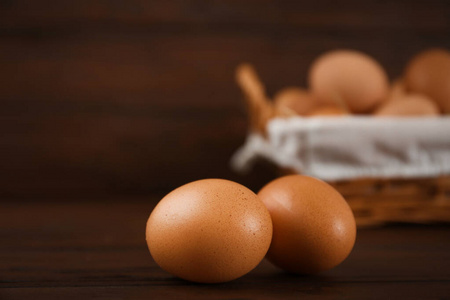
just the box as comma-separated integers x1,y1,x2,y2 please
231,116,450,181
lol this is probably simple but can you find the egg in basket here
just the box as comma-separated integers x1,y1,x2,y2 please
232,49,450,227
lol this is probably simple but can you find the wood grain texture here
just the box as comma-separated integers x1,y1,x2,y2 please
1,0,450,197
1,199,449,299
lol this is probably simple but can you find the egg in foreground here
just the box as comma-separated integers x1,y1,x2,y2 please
258,175,356,274
146,179,273,283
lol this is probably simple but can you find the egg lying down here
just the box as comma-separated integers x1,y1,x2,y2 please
146,176,356,282
146,179,273,283
258,175,357,274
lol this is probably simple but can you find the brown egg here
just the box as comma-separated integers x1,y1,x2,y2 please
375,93,440,117
309,50,389,113
388,79,407,100
307,105,348,117
146,179,273,283
258,175,356,274
274,87,318,115
404,48,450,113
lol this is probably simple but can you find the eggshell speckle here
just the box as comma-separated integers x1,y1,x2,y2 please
258,175,356,274
146,179,273,283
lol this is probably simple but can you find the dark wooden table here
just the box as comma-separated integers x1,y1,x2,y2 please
1,198,449,299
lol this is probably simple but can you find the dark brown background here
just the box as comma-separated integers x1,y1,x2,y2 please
1,2,450,299
1,0,450,198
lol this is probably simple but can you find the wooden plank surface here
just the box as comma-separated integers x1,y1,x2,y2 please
1,0,450,197
1,199,449,299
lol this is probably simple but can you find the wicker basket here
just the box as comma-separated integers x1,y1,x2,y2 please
235,64,450,227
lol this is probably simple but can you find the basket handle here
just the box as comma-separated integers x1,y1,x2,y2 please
236,63,277,134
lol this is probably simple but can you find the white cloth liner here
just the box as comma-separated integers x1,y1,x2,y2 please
231,116,450,181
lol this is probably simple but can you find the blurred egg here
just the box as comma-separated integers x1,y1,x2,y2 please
309,50,389,113
146,179,273,283
274,87,318,115
258,175,356,274
404,48,450,113
388,79,407,100
375,93,439,117
307,105,348,117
